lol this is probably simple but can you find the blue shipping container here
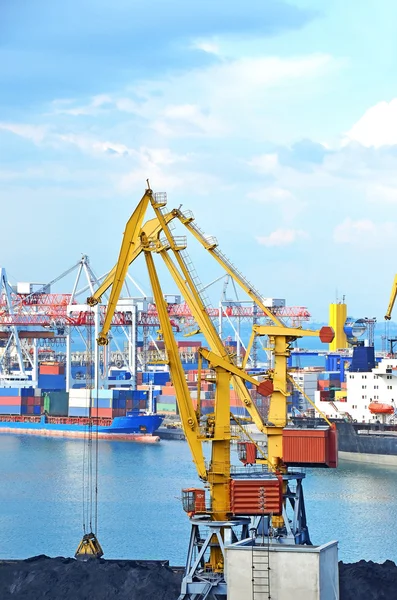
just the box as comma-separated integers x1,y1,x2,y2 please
153,373,170,385
0,405,22,415
38,374,66,390
69,407,90,417
93,399,112,409
20,387,35,397
0,388,20,397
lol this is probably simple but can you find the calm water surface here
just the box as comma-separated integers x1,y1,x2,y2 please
0,434,396,565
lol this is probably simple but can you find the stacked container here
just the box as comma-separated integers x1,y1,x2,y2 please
0,387,41,415
38,362,66,391
317,371,341,392
43,391,69,416
68,389,91,417
68,388,149,419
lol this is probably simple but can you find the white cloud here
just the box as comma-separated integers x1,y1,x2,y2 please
56,133,132,156
152,103,228,138
51,94,112,116
191,39,221,56
249,186,307,223
366,184,397,203
0,123,47,144
344,98,397,148
256,228,308,247
124,52,336,141
249,187,294,202
333,218,396,246
249,153,279,174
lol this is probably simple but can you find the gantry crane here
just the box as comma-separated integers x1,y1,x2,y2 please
87,183,337,599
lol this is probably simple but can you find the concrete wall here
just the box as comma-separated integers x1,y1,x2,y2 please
226,541,339,600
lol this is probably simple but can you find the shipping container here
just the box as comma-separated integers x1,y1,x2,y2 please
0,388,21,397
156,402,177,412
0,405,22,415
0,397,23,406
19,387,35,397
283,427,338,468
39,365,65,375
68,407,90,418
152,372,170,385
230,479,283,515
38,374,66,390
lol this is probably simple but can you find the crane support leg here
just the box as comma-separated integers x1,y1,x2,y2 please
178,518,250,600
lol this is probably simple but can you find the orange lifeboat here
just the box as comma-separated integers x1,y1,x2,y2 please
369,402,394,415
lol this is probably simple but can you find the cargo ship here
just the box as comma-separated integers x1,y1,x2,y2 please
0,385,163,442
312,347,397,465
0,411,163,442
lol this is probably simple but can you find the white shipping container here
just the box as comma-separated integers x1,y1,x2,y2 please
69,389,91,398
69,397,91,408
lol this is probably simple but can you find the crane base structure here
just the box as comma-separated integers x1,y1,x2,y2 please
178,471,310,599
178,518,250,600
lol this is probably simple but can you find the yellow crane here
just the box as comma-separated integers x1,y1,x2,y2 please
87,184,337,598
385,274,397,320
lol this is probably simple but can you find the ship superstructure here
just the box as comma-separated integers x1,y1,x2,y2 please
315,355,397,424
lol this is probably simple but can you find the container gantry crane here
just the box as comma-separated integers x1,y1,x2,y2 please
88,183,337,599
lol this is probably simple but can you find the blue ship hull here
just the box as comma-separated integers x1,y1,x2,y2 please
0,412,164,442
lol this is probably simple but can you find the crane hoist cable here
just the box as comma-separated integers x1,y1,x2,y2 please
75,310,103,559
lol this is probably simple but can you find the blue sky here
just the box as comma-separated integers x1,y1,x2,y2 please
1,0,397,321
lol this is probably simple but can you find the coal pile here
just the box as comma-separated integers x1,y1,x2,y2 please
339,560,397,600
0,555,183,600
2,556,397,599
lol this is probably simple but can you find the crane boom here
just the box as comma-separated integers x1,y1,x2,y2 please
385,274,397,320
88,212,176,305
174,209,283,327
91,189,152,345
143,246,207,481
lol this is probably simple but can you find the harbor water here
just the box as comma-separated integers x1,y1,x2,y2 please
0,434,396,565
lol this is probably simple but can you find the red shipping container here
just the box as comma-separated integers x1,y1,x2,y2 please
283,428,338,468
27,397,35,406
34,397,42,406
26,405,35,415
162,387,176,396
230,479,282,516
0,397,22,406
96,408,113,418
40,365,65,375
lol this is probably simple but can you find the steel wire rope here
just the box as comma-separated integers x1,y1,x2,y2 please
94,346,100,536
88,311,94,533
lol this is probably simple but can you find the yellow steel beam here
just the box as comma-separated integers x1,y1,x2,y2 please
254,325,317,338
93,189,152,345
159,251,268,435
242,329,255,370
143,247,207,481
174,209,283,327
200,347,263,388
385,274,397,320
89,212,175,305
